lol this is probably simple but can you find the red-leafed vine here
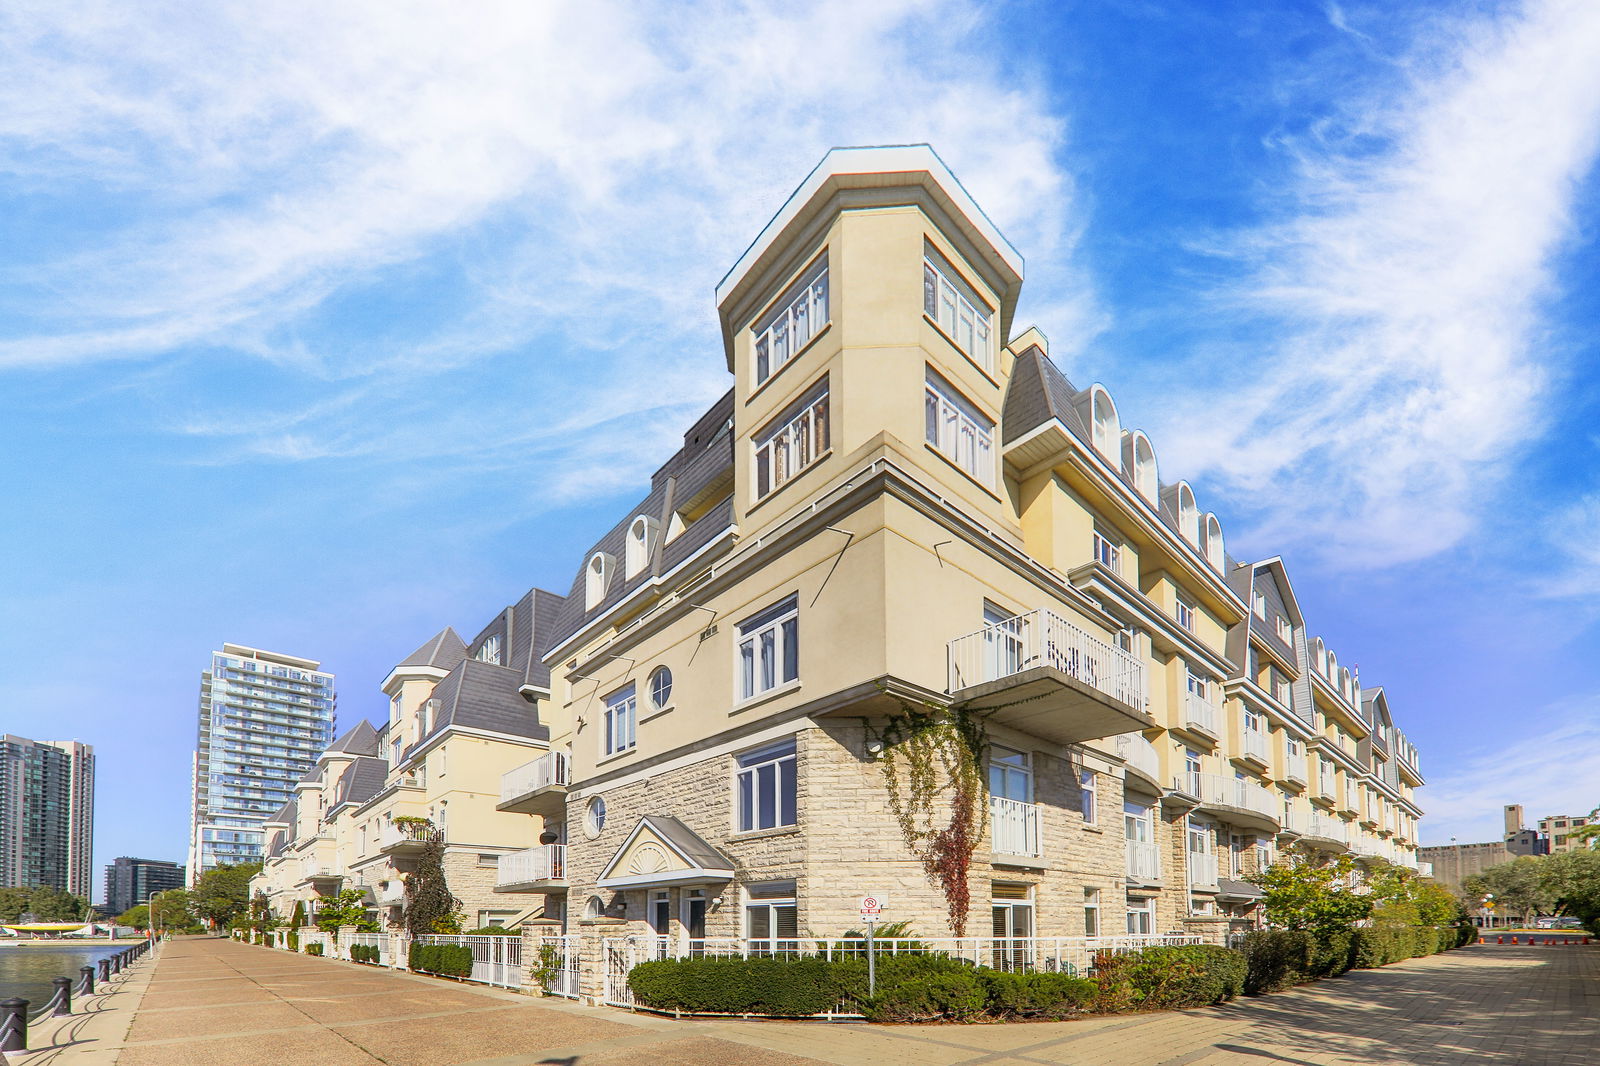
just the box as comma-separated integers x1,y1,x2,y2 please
865,700,989,936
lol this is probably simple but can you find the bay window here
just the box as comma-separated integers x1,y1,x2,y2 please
753,258,829,387
754,385,829,500
924,370,994,486
923,248,994,371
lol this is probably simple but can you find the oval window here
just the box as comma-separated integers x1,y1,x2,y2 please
585,795,607,837
649,666,673,710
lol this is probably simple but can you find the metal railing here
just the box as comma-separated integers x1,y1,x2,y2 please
1304,812,1350,845
1242,728,1269,763
415,934,523,988
1183,691,1219,734
378,822,438,849
1116,732,1161,781
500,751,568,804
990,796,1041,857
1188,850,1219,888
1125,840,1162,881
1178,771,1279,823
948,608,1147,710
496,844,566,887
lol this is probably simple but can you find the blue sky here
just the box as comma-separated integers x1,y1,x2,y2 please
3,0,1599,896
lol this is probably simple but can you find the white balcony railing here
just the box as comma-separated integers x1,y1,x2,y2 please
1178,771,1279,823
1125,840,1162,881
377,884,406,906
1188,850,1219,888
378,821,438,850
496,844,566,887
500,751,569,804
1305,813,1350,845
948,608,1147,710
1115,733,1161,782
1242,728,1269,763
1183,691,1219,735
990,796,1041,857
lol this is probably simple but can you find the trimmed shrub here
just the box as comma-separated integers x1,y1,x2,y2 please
350,944,380,964
1124,946,1244,1009
407,943,474,978
1455,922,1477,948
1311,931,1354,978
287,930,300,953
629,956,843,1017
863,972,987,1023
1241,930,1312,994
304,942,324,956
466,926,518,935
977,970,1096,1019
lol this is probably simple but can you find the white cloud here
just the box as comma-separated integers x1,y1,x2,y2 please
1419,694,1600,846
1536,490,1600,599
1161,0,1600,569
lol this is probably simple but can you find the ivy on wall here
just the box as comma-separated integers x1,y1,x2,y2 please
865,698,989,936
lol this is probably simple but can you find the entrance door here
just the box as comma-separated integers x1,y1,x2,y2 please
649,890,672,959
684,888,707,956
991,885,1034,972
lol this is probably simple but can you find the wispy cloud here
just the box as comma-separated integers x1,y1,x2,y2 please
1419,693,1600,845
1163,0,1600,569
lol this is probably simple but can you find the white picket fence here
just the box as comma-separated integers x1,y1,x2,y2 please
415,934,523,988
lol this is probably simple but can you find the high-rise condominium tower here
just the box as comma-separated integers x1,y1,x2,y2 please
187,644,336,883
0,735,95,897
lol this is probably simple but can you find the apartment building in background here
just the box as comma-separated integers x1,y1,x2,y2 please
520,145,1427,958
188,644,336,884
0,734,95,897
105,856,186,915
1419,803,1549,893
252,590,566,930
1539,811,1597,853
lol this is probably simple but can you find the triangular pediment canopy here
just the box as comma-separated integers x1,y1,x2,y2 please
597,815,736,890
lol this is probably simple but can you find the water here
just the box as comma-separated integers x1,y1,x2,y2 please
0,943,127,1008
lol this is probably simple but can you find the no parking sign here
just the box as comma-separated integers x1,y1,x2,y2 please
859,895,886,922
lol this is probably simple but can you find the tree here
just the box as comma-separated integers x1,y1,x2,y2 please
117,905,151,930
0,885,90,923
312,889,368,941
191,862,262,928
1542,848,1600,933
147,889,194,932
1463,857,1555,921
403,831,460,936
1249,848,1371,934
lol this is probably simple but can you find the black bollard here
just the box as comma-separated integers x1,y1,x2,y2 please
79,965,96,997
98,958,111,983
0,997,28,1053
52,976,72,1017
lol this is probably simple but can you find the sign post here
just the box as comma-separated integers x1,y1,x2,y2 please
858,895,885,996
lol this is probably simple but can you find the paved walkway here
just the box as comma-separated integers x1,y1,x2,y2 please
69,937,1599,1065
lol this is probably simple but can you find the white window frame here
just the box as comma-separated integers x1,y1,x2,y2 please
1092,527,1121,574
744,881,799,954
923,249,994,371
924,370,995,487
1083,888,1102,937
585,552,614,611
626,515,660,580
1079,769,1097,824
753,257,829,387
1175,596,1196,632
1126,897,1155,935
648,666,672,711
602,684,636,757
754,385,829,501
473,634,501,665
736,739,798,833
737,595,799,701
1275,614,1293,643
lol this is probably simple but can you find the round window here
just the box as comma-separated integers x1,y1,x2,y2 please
649,666,673,709
585,796,607,837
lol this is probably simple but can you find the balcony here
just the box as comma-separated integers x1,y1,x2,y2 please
296,866,344,891
378,821,439,856
1417,860,1434,878
990,796,1041,859
1282,763,1307,788
1115,733,1162,791
1175,772,1280,833
947,608,1151,745
1301,813,1351,851
1240,728,1270,767
494,844,567,892
376,884,406,906
1188,850,1219,889
1182,692,1220,739
1125,840,1162,884
498,751,569,817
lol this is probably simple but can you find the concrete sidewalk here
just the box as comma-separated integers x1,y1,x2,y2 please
70,936,1600,1065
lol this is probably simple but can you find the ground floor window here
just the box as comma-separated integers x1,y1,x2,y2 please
1127,896,1155,934
1083,888,1101,936
475,909,520,928
1191,897,1216,917
745,880,797,954
991,882,1034,971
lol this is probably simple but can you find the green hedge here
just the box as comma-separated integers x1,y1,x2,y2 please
304,942,324,956
287,931,300,953
408,943,473,978
1246,927,1460,994
1091,945,1245,1011
350,944,381,965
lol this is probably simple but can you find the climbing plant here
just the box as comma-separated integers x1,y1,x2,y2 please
865,699,989,936
403,828,460,937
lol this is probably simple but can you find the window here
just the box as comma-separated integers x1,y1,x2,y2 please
737,595,799,701
1185,666,1208,702
989,746,1032,801
924,370,994,485
648,666,673,710
1244,709,1265,740
1127,897,1155,935
473,634,501,665
1185,749,1202,778
1175,596,1196,632
923,249,994,370
983,604,1024,680
477,853,501,867
736,739,797,832
754,386,829,499
745,880,798,953
626,516,660,580
585,552,615,610
1079,769,1097,824
1230,834,1247,878
1092,528,1121,574
1286,736,1302,759
753,258,828,386
602,684,636,757
584,796,607,837
1084,888,1101,936
1275,614,1292,644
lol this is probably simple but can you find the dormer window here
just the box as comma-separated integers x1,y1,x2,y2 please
1202,514,1224,571
1177,483,1199,544
473,634,501,665
753,255,829,387
585,552,615,610
923,246,994,372
1130,433,1158,502
625,516,660,580
1089,386,1120,462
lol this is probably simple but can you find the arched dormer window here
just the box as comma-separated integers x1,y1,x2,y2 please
1338,666,1352,700
1130,432,1158,503
1177,482,1198,544
585,552,615,611
1090,386,1120,462
1312,638,1326,675
1326,650,1338,682
625,516,660,580
1202,513,1224,571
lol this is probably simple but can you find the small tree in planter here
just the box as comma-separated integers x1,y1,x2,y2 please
404,833,461,938
313,888,369,944
290,900,307,929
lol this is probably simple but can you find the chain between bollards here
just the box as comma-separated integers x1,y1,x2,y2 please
1,996,29,1055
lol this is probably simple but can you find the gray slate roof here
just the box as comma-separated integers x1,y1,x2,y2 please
644,815,735,872
397,627,469,670
326,720,381,757
411,657,549,753
466,587,569,692
330,756,388,810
